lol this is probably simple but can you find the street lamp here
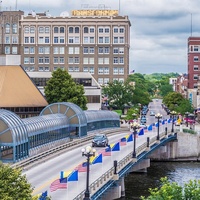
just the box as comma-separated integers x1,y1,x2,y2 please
185,112,189,127
155,113,162,141
130,122,140,158
171,110,177,133
81,146,96,200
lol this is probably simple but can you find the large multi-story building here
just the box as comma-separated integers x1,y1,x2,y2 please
0,9,131,85
188,37,200,89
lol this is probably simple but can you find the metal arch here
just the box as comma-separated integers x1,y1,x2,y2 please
40,102,88,126
0,109,28,145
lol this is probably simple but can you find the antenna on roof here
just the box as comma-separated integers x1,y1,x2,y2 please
15,0,17,11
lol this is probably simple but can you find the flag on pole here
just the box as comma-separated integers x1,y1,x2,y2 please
50,178,67,192
148,124,153,131
127,134,133,142
101,145,111,156
112,142,120,151
90,153,103,164
75,162,88,172
38,191,47,200
138,128,144,136
130,69,135,74
68,170,78,181
120,137,126,146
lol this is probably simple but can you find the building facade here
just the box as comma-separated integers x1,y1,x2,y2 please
19,10,131,85
188,37,200,89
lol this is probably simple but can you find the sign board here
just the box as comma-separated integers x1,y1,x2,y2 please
72,10,118,16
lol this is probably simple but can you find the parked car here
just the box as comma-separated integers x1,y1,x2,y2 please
150,111,155,116
92,134,109,147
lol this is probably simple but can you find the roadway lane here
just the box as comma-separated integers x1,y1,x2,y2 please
24,100,171,199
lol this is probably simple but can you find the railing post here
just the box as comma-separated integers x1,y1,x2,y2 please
147,137,150,148
165,127,168,137
113,160,119,180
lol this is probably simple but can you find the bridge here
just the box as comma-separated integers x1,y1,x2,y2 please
23,121,177,200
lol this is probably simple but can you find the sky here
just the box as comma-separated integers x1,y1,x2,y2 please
2,0,200,74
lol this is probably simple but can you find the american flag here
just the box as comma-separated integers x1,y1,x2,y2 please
50,178,67,192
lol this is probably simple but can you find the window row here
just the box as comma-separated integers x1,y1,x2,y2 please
23,26,125,34
23,56,124,65
194,56,199,62
5,23,18,34
5,36,18,44
98,67,124,75
23,36,125,44
190,45,200,52
5,46,17,54
23,46,124,55
98,78,124,85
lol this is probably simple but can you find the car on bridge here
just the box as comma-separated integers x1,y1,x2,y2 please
92,134,109,147
150,111,155,116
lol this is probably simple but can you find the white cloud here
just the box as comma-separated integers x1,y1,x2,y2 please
2,0,200,74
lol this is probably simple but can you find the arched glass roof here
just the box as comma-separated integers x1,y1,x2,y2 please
22,113,69,136
40,102,87,126
0,109,28,145
84,110,120,123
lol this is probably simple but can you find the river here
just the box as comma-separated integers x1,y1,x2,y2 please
118,161,200,200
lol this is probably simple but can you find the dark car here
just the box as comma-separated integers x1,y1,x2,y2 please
92,134,108,147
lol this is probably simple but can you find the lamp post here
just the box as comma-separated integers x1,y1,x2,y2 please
130,122,140,158
171,110,177,133
81,146,96,200
185,112,189,127
155,113,162,141
188,113,195,130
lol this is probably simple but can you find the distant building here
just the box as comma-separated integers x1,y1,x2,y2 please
188,37,200,89
27,71,102,110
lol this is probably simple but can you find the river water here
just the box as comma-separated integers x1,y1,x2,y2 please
118,162,200,200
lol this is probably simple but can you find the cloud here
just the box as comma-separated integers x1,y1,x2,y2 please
2,0,200,74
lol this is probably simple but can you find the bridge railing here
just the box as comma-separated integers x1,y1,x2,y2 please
73,130,173,200
11,127,129,170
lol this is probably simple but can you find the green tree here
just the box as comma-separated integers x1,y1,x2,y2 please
102,80,135,111
44,69,87,110
162,92,193,115
0,163,33,200
159,84,173,97
141,177,200,200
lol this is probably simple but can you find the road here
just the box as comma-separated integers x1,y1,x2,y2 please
24,99,170,199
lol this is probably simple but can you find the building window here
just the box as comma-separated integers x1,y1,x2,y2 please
38,37,44,44
39,66,44,71
45,27,50,33
194,65,199,71
104,67,109,74
5,36,10,44
98,78,103,85
74,57,79,64
68,57,73,64
60,57,64,64
113,67,118,74
194,75,198,80
60,36,64,43
90,47,94,54
75,47,79,54
45,67,50,71
105,28,109,33
45,37,49,43
54,57,59,64
104,58,109,64
24,27,29,33
12,47,17,54
12,23,17,34
90,27,94,33
119,57,124,64
89,67,94,74
5,23,10,33
104,78,109,84
38,57,44,64
12,36,18,44
54,27,59,33
119,37,124,43
194,56,199,62
39,47,44,54
84,27,89,33
119,67,124,74
69,27,73,33
99,37,103,43
30,57,35,64
113,57,118,64
84,47,89,54
98,47,103,54
98,67,104,74
24,47,29,54
114,28,118,33
30,47,35,54
60,27,65,33
54,37,59,43
24,57,29,64
194,46,199,52
98,58,103,64
30,26,35,33
83,67,89,72
75,27,79,33
105,37,110,43
99,28,103,33
44,57,49,64
5,46,10,54
39,27,44,33
114,37,118,43
30,37,35,43
105,47,109,54
119,28,124,33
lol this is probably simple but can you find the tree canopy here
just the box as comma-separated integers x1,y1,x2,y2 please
0,163,33,199
44,69,87,110
141,177,200,200
162,92,193,114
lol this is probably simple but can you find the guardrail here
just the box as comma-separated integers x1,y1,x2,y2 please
73,131,175,200
11,127,130,170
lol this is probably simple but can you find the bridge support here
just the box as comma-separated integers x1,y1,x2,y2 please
120,177,125,197
130,159,150,173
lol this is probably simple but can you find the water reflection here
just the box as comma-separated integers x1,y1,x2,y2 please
118,162,200,200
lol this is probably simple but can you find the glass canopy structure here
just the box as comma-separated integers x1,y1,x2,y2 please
0,102,120,163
